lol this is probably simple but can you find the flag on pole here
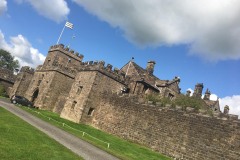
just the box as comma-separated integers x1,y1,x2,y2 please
65,21,73,29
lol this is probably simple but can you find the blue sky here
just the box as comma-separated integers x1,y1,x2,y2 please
0,0,240,115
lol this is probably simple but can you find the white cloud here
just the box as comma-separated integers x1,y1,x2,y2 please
16,0,69,22
0,0,7,15
187,88,193,96
0,30,45,68
73,0,240,61
210,94,218,101
219,95,240,118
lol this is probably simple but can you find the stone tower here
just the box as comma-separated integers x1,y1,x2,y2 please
24,44,84,111
146,61,156,75
192,83,203,98
203,88,211,100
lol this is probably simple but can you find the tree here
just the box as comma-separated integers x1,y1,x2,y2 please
0,49,19,71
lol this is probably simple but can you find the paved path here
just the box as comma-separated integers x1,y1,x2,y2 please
0,99,119,160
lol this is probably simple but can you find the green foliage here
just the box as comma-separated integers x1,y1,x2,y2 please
21,107,170,160
0,84,7,97
174,95,206,110
146,93,160,104
0,107,83,160
146,93,207,110
0,49,19,71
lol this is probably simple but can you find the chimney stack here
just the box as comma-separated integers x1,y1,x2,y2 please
146,61,156,75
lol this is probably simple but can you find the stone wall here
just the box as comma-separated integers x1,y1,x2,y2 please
90,93,240,160
0,68,16,96
10,67,34,98
25,71,74,111
60,69,126,123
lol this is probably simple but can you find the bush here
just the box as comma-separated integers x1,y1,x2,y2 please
146,94,160,104
173,95,207,110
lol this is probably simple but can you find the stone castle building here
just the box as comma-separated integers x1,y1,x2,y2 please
8,44,240,160
10,44,183,121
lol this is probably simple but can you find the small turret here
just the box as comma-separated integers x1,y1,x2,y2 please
186,90,191,97
192,83,204,99
224,105,230,114
203,88,211,100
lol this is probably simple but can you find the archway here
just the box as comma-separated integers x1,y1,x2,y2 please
32,88,39,103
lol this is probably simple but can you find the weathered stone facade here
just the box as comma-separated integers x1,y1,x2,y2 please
0,67,16,95
10,44,240,159
92,93,240,160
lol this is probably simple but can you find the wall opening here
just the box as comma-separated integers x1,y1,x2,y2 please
168,93,174,100
88,108,95,116
32,89,39,103
37,80,42,86
77,86,83,95
71,101,77,110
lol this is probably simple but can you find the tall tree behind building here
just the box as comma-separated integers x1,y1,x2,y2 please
0,49,19,71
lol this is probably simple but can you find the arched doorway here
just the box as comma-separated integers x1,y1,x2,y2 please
32,88,39,103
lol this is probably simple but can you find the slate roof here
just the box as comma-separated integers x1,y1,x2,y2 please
120,61,180,90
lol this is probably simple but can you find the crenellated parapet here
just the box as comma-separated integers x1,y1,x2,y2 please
20,66,35,74
49,44,84,62
112,92,240,122
79,61,127,84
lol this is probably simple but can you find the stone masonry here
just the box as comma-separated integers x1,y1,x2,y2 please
0,67,16,95
10,44,240,159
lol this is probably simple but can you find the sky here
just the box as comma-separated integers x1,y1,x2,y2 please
0,0,239,116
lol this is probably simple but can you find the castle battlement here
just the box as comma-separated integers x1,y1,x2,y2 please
20,66,35,74
79,61,127,84
114,92,240,123
49,44,84,62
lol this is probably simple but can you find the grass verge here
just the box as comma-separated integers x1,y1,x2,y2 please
19,106,171,160
0,107,83,160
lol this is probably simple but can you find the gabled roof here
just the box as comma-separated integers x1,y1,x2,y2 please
120,61,180,91
204,99,220,111
120,61,159,86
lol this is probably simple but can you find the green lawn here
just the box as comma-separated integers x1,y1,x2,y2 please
20,106,171,160
0,107,83,160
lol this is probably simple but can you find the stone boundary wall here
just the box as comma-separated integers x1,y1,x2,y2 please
91,93,240,160
0,67,16,83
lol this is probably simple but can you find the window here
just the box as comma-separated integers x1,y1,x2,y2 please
71,101,77,109
88,108,95,116
37,80,42,86
47,59,51,65
168,93,174,100
77,86,83,95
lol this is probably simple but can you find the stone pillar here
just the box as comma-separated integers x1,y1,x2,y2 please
186,90,191,97
224,105,229,114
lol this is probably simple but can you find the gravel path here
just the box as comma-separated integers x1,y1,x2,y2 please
0,100,119,160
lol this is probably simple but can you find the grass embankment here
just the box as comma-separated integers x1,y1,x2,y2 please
0,107,83,160
20,106,171,160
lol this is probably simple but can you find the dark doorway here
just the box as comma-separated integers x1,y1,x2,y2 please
32,89,39,103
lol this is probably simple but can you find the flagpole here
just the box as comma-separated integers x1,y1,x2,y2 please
57,23,66,44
